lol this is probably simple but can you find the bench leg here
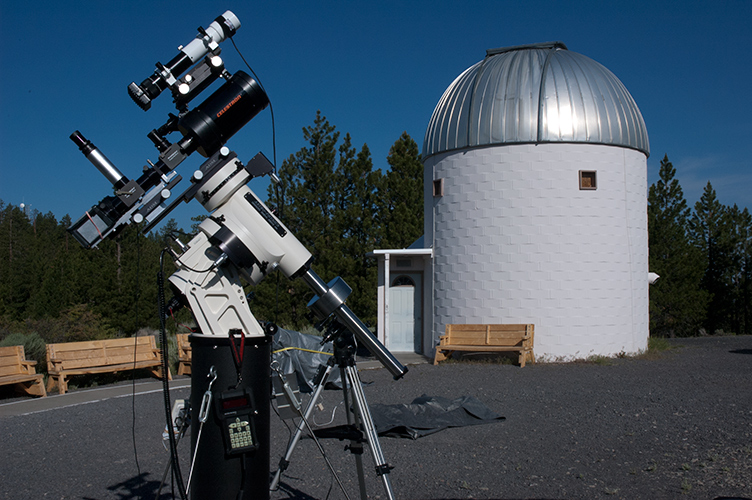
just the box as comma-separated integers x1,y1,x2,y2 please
50,375,68,395
526,350,535,365
14,378,47,397
433,348,453,365
150,365,173,381
518,351,526,368
60,375,68,395
29,377,47,397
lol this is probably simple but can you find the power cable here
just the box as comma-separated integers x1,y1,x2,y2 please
159,249,189,500
131,230,142,489
230,38,277,173
230,37,285,326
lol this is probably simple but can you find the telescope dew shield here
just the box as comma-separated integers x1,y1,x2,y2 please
70,131,128,189
178,71,269,157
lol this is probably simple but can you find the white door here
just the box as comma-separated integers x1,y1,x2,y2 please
389,274,421,352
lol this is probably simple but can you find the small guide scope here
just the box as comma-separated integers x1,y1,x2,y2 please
128,11,240,111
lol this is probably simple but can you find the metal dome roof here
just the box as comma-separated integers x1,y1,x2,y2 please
422,42,649,159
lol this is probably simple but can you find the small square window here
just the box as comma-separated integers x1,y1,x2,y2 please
432,178,444,197
579,170,597,190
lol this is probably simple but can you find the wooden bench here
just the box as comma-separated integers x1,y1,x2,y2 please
46,336,171,395
434,324,535,367
0,345,47,397
176,333,192,376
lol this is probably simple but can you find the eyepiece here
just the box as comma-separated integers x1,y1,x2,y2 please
128,82,153,111
69,130,90,151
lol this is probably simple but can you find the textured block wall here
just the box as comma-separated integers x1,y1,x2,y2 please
424,143,648,360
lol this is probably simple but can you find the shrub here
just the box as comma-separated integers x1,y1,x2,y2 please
648,336,673,352
137,327,179,374
0,331,47,371
23,304,117,344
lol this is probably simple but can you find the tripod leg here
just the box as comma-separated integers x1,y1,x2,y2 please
343,365,396,500
156,427,186,498
341,366,369,500
270,363,348,496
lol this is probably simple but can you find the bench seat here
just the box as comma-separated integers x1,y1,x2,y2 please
0,345,47,397
46,336,171,394
434,324,535,367
177,333,192,376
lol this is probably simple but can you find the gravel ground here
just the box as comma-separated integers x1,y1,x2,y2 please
2,336,751,500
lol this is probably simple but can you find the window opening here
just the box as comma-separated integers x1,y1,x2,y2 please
579,170,597,190
392,275,415,287
432,178,444,197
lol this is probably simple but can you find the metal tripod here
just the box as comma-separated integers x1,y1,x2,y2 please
270,323,396,500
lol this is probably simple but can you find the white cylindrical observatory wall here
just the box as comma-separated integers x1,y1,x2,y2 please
425,143,648,360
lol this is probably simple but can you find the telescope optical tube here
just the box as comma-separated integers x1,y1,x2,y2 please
178,71,269,157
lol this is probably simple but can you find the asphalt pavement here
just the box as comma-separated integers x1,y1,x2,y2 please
2,341,751,500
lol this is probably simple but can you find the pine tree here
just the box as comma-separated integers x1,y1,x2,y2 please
252,113,388,329
24,211,70,319
647,156,708,337
256,112,343,328
333,136,382,325
0,205,36,320
689,181,737,334
725,205,752,334
379,131,424,249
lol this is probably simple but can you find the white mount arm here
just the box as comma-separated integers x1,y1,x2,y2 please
168,152,311,339
167,148,407,378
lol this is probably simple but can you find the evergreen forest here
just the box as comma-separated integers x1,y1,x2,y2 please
0,113,423,349
1,114,750,366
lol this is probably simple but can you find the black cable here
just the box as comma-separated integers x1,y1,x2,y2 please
271,395,293,442
159,249,189,500
236,455,248,500
231,37,285,326
169,253,216,274
230,38,277,172
131,231,142,489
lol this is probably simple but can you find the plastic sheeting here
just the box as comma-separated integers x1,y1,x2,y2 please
272,330,504,440
370,395,505,440
272,328,341,391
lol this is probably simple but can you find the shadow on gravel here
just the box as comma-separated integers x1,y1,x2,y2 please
83,472,164,500
729,348,752,355
273,482,321,499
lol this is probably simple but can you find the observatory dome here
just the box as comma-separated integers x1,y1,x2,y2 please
423,42,649,159
422,41,650,360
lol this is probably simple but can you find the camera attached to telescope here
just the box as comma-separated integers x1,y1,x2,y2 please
68,11,269,249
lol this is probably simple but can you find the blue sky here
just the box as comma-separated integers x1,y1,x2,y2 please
1,1,750,231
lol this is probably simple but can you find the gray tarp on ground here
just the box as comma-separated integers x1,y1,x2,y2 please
273,330,503,440
272,328,341,391
370,394,505,439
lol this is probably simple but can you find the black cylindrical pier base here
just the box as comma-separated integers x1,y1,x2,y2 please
190,334,271,500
